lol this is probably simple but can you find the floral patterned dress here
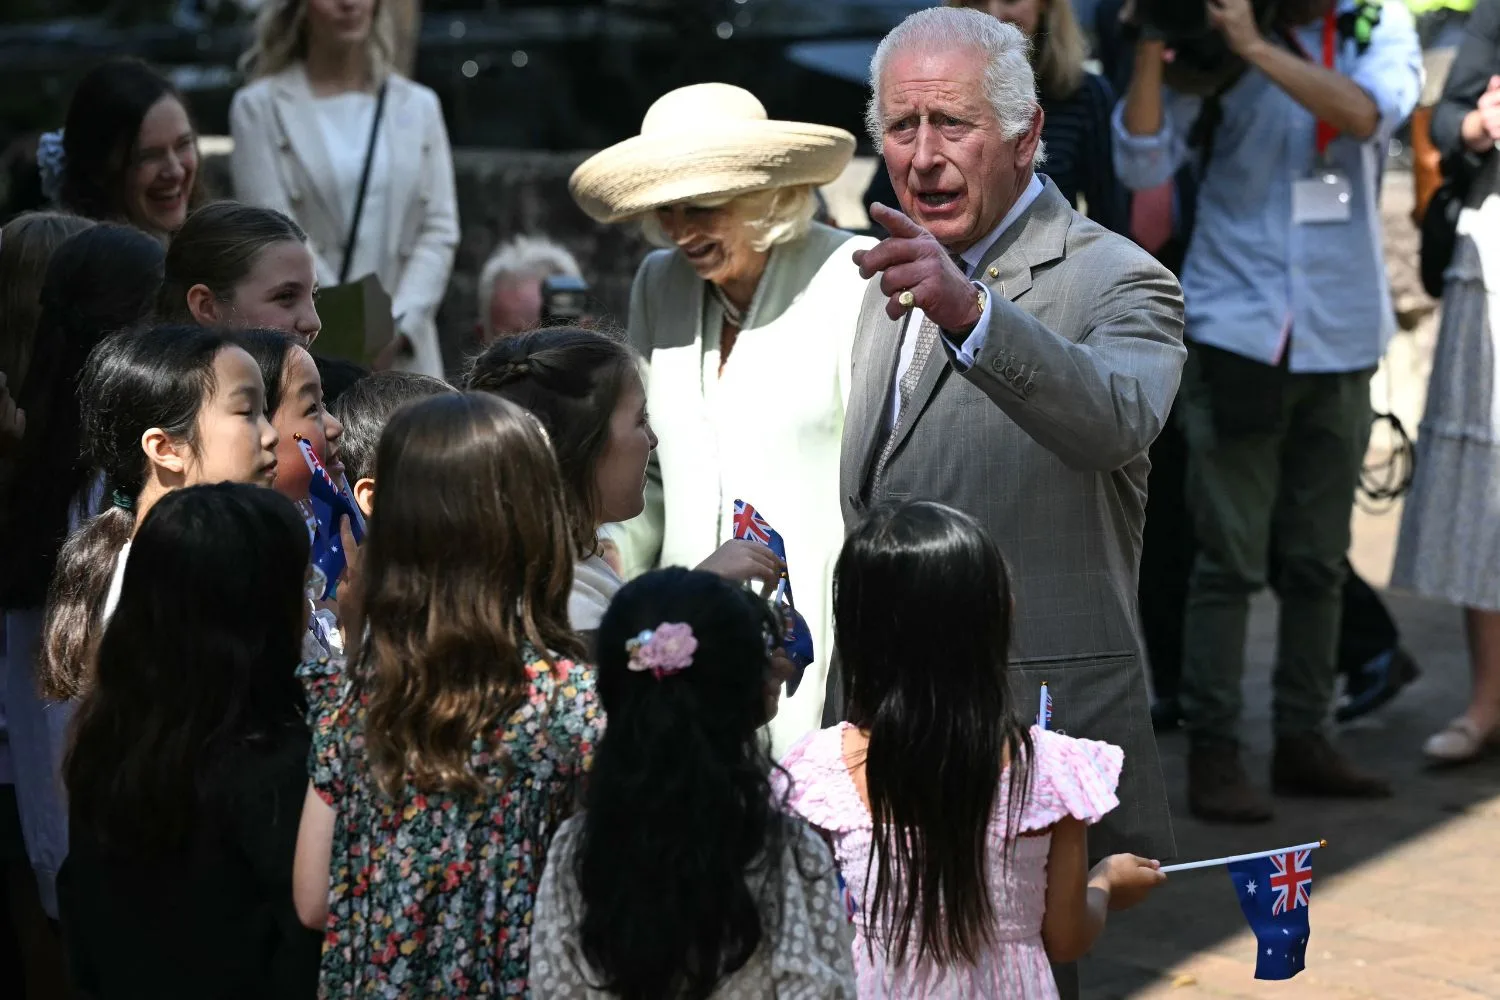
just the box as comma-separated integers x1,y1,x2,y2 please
300,645,602,999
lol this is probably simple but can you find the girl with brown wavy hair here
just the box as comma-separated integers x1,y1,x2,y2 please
290,391,601,997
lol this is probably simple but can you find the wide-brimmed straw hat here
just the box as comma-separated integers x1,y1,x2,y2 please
569,83,856,225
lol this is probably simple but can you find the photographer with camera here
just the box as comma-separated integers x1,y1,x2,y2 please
1114,0,1420,822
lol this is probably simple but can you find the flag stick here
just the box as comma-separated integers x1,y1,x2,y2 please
1160,839,1327,874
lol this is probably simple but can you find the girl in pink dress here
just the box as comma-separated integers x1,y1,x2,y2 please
780,501,1166,998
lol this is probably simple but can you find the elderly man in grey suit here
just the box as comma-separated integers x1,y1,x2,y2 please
839,8,1183,976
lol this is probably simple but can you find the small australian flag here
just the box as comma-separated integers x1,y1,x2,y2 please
298,438,365,601
1227,849,1313,980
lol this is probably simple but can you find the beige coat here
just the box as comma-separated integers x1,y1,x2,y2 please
229,66,458,378
616,222,876,753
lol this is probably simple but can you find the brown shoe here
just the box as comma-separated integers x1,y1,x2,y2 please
1271,732,1392,798
1188,741,1275,823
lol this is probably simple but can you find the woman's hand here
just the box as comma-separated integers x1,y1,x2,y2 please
1462,76,1500,154
696,539,784,595
1088,854,1166,911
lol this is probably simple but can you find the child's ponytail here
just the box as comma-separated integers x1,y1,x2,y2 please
38,502,135,700
36,324,232,700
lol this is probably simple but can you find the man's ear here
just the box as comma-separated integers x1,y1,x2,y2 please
141,426,189,478
1016,103,1045,170
186,284,225,325
353,476,375,518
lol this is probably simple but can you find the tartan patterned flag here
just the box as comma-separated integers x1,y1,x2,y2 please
731,500,814,691
1227,849,1314,980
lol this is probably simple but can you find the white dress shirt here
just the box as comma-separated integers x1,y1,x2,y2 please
888,174,1046,429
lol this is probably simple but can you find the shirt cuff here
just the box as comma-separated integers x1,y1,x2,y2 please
943,282,993,372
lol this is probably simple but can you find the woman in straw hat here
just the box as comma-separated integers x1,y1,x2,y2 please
570,83,874,753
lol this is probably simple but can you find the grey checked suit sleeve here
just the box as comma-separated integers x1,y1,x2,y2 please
613,256,667,580
953,257,1185,472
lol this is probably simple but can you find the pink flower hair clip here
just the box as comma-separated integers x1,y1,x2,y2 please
625,622,698,679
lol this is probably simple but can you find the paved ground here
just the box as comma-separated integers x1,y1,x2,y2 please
1081,172,1500,998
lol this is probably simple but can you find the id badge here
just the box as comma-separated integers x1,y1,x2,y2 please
1292,170,1352,224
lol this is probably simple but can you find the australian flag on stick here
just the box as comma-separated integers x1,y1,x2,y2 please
297,436,365,601
731,499,814,693
1227,848,1314,979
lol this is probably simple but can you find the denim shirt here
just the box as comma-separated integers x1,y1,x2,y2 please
1111,1,1422,373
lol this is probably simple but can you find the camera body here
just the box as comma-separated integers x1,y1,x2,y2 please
1136,0,1283,95
541,274,590,325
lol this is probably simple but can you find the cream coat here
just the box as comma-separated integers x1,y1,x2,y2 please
616,222,876,752
229,66,458,378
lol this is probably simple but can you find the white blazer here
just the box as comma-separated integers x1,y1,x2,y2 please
617,223,876,754
229,65,458,378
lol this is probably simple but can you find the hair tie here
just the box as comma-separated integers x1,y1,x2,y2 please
625,622,697,680
110,489,136,512
36,130,67,205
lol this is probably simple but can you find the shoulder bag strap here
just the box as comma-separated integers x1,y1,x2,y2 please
338,79,389,287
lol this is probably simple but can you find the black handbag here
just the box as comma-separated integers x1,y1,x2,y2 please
1420,152,1479,299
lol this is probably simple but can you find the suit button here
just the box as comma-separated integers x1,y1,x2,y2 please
991,358,1005,373
988,266,1000,278
1003,365,1018,381
278,137,291,151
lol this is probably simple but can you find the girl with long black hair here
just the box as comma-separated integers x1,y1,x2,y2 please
58,483,320,998
531,567,857,999
782,502,1165,998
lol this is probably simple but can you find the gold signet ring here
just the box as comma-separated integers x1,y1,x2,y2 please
898,289,915,309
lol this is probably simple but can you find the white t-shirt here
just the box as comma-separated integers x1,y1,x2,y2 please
101,540,131,624
311,91,389,284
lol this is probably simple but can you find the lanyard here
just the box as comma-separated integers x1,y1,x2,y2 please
1316,11,1338,158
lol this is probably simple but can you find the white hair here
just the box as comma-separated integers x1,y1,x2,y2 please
866,6,1046,165
478,235,583,337
638,185,818,254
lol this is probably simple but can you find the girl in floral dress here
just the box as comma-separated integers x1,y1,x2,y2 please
291,393,602,998
781,502,1166,999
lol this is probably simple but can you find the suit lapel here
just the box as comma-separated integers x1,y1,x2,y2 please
848,280,903,494
270,67,344,232
975,180,1072,303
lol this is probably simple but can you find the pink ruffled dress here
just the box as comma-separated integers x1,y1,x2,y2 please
779,724,1123,999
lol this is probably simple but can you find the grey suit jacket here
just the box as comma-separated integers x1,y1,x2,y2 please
841,180,1185,860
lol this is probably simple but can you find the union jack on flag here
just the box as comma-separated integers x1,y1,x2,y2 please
1228,846,1314,979
1268,850,1313,915
732,500,777,553
729,499,813,687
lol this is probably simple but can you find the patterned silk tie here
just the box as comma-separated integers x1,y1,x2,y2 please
872,254,967,487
